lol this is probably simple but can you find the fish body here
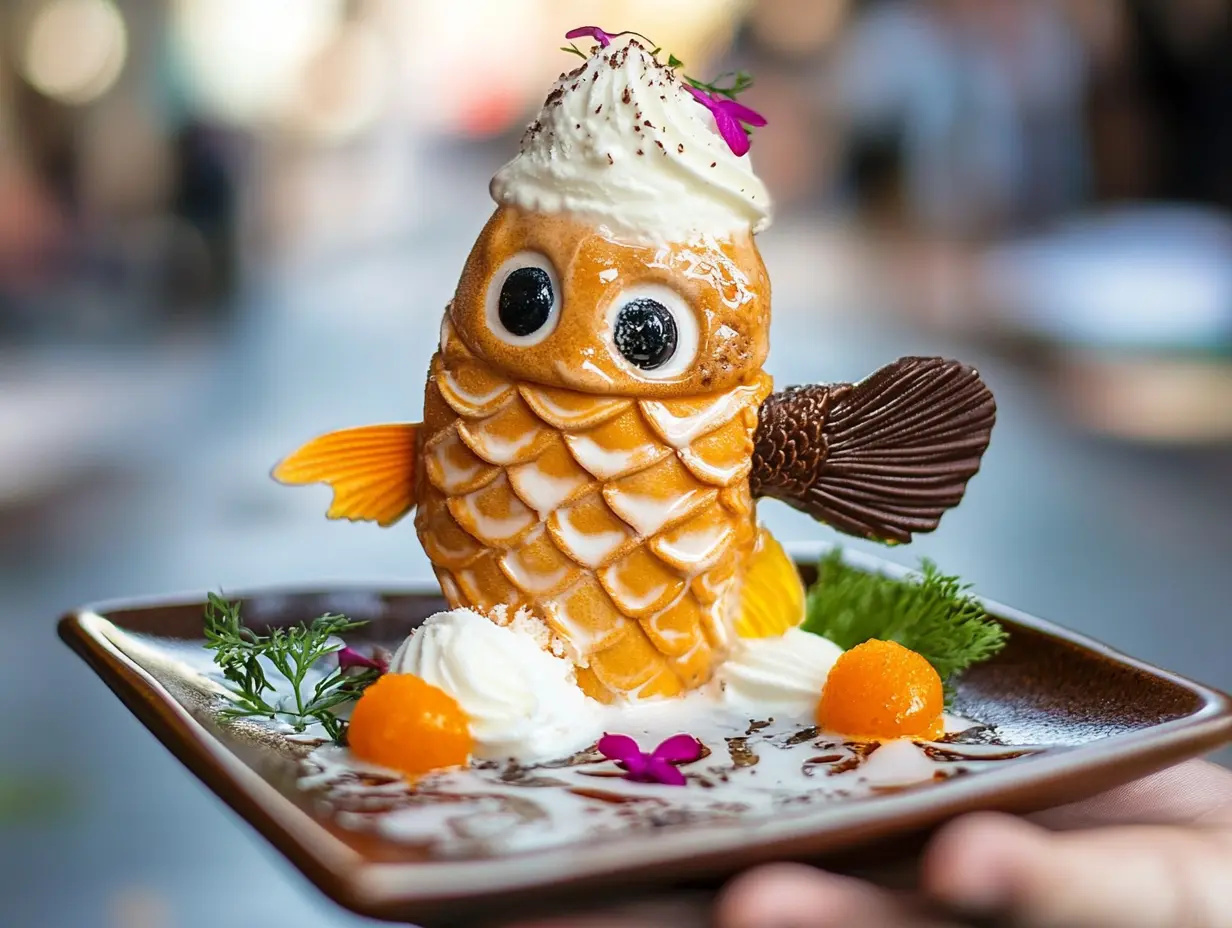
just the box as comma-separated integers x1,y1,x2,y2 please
416,318,772,701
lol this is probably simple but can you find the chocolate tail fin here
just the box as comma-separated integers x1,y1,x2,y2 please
750,358,995,544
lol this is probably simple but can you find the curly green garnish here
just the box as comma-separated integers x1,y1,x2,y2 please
802,550,1007,685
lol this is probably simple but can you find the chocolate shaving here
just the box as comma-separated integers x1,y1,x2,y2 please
540,744,604,768
749,357,996,543
498,761,569,788
725,736,759,767
922,745,1036,763
784,726,820,746
568,788,664,805
825,742,880,776
801,754,845,777
938,724,1000,745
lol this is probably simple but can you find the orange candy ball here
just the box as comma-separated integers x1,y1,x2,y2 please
347,673,472,776
817,639,944,741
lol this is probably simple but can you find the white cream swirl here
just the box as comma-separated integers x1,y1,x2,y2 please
389,608,602,762
490,37,771,244
718,628,844,715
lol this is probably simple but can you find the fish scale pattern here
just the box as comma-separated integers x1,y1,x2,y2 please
415,321,772,702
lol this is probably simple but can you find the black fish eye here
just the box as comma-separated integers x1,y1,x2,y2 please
613,298,678,371
498,267,554,337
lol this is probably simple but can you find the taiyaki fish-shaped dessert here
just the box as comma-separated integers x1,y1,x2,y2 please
274,32,995,707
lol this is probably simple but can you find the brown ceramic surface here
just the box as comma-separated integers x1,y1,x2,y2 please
59,546,1232,926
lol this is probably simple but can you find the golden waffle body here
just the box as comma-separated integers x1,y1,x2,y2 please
416,321,772,701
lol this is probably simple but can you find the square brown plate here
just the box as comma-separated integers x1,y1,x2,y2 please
59,546,1232,926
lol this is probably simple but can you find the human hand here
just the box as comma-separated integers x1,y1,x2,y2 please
501,759,1232,928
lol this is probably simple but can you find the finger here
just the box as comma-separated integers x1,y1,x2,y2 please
923,811,1232,927
1028,760,1232,831
717,862,947,928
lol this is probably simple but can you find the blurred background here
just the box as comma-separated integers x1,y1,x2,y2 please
1,0,1230,925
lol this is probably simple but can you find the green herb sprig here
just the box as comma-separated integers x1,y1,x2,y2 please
802,550,1007,688
204,593,380,743
682,69,754,100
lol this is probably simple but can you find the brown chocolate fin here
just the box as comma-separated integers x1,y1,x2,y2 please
272,424,418,527
749,358,995,544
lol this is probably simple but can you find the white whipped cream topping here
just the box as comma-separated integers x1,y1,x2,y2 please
718,628,844,715
389,608,603,762
490,37,771,244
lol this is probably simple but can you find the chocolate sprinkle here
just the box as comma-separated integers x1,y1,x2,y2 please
749,357,996,543
784,726,820,746
725,737,759,767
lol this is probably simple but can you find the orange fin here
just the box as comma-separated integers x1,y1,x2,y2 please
735,529,805,638
272,424,418,527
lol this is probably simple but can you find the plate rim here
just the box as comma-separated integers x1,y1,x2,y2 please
58,543,1232,922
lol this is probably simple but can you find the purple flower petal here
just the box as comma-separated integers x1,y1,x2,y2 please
646,756,688,786
621,753,652,777
652,734,702,764
714,111,749,157
600,732,701,785
337,646,385,673
565,26,611,48
723,100,767,127
684,85,712,108
597,733,641,763
683,85,764,157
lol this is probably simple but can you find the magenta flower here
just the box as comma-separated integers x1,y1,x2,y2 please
336,646,386,674
684,86,766,157
598,733,702,786
565,26,613,48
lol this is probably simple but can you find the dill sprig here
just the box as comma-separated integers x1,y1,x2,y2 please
203,593,380,743
802,550,1007,687
683,69,754,100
